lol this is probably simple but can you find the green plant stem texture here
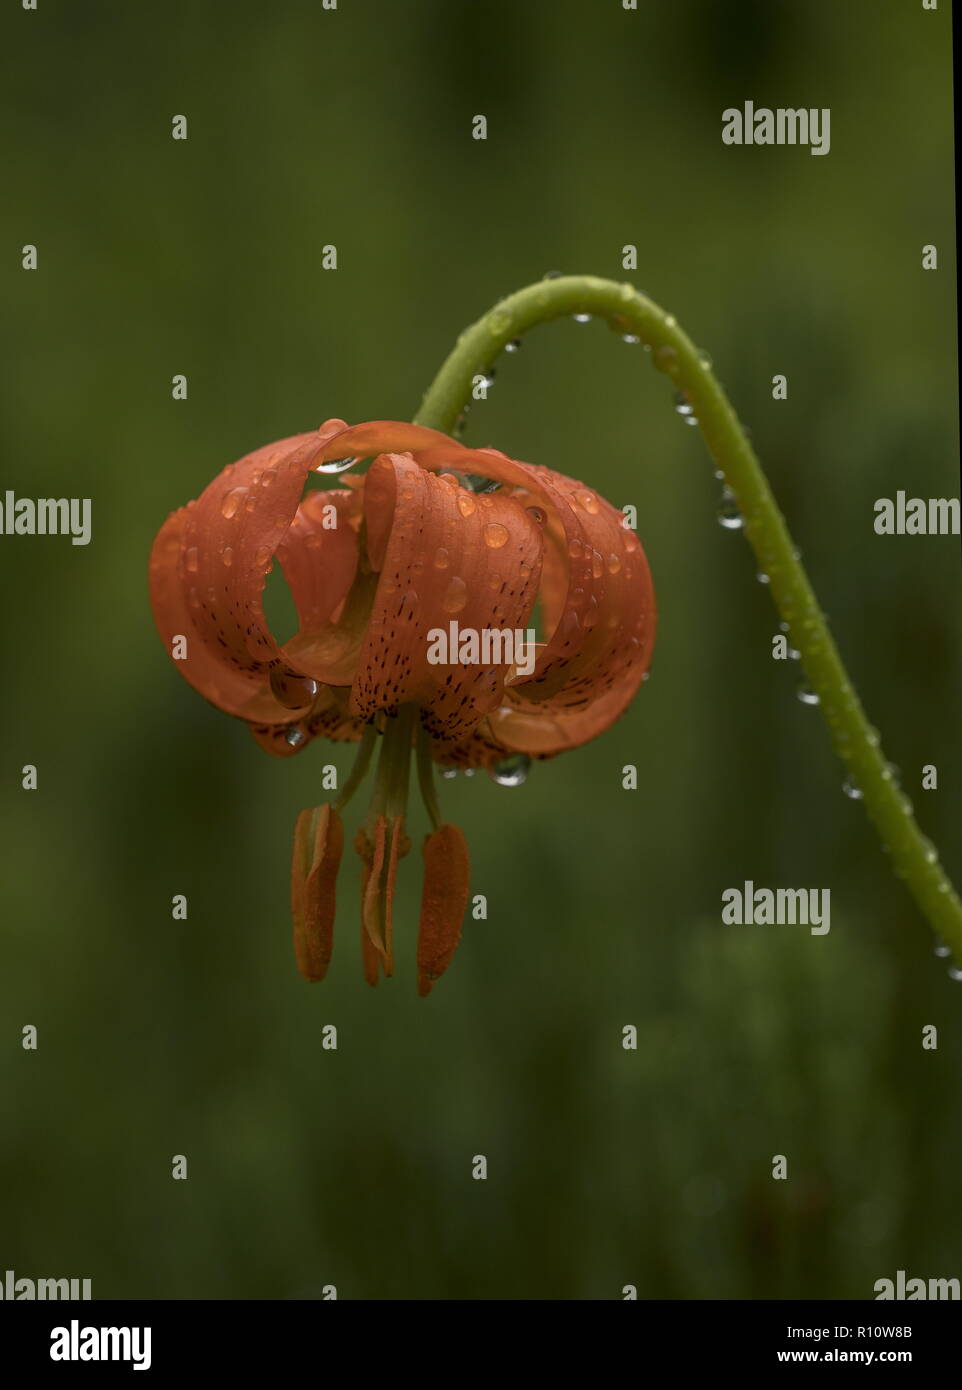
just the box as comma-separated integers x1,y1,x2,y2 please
414,275,962,964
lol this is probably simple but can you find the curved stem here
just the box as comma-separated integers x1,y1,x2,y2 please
415,275,962,965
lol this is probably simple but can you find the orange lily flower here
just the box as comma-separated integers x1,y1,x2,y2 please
149,418,656,993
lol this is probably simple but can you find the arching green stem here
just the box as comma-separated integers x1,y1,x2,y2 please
415,275,962,966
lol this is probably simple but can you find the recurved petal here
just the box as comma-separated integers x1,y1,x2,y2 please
406,443,656,707
148,419,350,723
350,453,544,745
277,488,361,636
417,824,470,997
493,659,649,756
316,420,458,465
276,486,371,689
433,593,653,765
248,684,367,759
291,803,344,982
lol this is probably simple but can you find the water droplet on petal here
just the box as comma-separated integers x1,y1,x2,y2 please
472,670,501,715
184,547,199,573
433,547,450,570
607,552,622,574
441,768,458,780
489,753,531,787
483,522,509,549
220,488,247,519
797,683,819,706
562,608,582,638
505,339,522,353
465,474,501,494
284,727,307,748
221,546,234,567
254,545,271,569
591,550,604,579
757,571,770,585
526,506,547,526
456,492,477,517
316,456,358,475
270,665,319,709
442,576,468,614
576,490,600,514
674,391,694,418
842,776,863,800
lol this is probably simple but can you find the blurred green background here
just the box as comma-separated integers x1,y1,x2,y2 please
1,0,958,1300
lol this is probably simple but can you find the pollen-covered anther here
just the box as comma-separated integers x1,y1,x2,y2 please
417,824,470,997
291,804,344,982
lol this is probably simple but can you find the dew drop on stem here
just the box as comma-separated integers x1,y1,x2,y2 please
717,489,743,530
